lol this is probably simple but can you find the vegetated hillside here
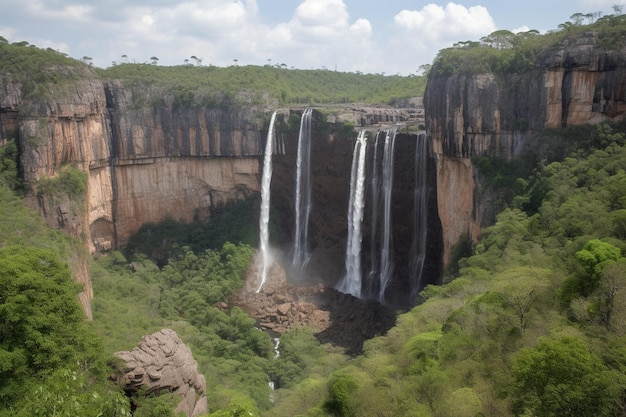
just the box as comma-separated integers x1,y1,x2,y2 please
0,37,426,107
429,11,626,78
280,122,625,417
98,63,425,106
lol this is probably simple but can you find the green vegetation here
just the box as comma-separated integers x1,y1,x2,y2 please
1,34,425,109
0,137,22,191
0,41,90,101
98,63,426,107
3,8,626,417
0,245,130,416
125,196,259,266
430,13,626,77
36,164,88,201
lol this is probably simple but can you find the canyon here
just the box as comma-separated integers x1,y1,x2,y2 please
1,30,625,318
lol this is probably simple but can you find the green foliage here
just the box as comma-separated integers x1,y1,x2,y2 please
576,239,622,278
99,63,426,107
324,374,358,417
266,327,327,389
0,245,129,415
474,154,538,205
125,197,258,265
430,15,626,78
36,165,88,200
133,392,181,417
92,241,277,412
0,41,90,101
0,138,22,190
512,336,621,417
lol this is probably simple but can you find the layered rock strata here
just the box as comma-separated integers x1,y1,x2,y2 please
424,31,626,265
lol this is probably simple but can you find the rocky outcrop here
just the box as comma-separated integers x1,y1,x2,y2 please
232,254,397,354
112,329,207,417
424,30,626,265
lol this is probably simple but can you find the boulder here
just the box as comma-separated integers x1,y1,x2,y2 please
112,329,207,417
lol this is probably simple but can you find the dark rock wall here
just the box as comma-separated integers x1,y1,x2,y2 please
271,110,443,306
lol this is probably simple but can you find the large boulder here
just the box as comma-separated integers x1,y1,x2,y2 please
112,328,207,417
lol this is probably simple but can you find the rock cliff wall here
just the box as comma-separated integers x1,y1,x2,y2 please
12,80,266,252
0,75,267,317
271,111,442,305
424,31,626,265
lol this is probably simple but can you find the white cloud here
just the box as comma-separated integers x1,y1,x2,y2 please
394,2,496,42
262,0,375,71
384,2,496,73
22,0,94,22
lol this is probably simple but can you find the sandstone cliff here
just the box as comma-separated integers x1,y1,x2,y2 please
1,74,268,317
424,30,626,265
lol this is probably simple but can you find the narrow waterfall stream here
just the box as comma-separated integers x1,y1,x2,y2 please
410,133,429,298
377,128,397,302
336,130,368,298
366,131,382,298
256,111,277,293
291,108,313,273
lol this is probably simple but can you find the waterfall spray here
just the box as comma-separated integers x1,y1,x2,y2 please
336,130,368,298
256,111,277,293
410,133,428,298
291,108,313,273
377,128,397,302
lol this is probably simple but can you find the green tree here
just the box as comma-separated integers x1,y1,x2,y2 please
324,375,358,417
512,336,620,417
0,245,128,414
575,239,622,292
594,261,626,329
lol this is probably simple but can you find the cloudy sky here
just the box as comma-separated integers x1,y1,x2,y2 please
0,0,623,75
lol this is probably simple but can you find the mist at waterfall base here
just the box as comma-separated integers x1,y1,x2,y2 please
256,110,434,306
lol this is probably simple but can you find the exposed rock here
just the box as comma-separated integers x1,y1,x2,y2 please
232,252,397,354
112,329,207,417
424,30,626,266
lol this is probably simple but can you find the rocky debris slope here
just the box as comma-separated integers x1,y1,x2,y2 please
112,329,207,417
230,255,397,354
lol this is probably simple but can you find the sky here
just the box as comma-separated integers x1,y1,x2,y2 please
0,0,624,75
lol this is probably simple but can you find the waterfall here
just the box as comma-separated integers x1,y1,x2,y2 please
291,108,313,273
410,133,428,298
256,111,277,293
377,128,397,302
365,131,382,297
336,130,368,298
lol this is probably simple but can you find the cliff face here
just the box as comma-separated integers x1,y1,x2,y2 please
1,71,429,312
424,31,626,265
3,79,266,253
271,112,442,305
0,75,267,317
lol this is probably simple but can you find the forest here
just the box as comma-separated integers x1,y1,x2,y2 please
1,12,626,417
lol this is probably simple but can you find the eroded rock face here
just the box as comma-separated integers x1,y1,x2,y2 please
112,329,207,417
424,31,626,265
